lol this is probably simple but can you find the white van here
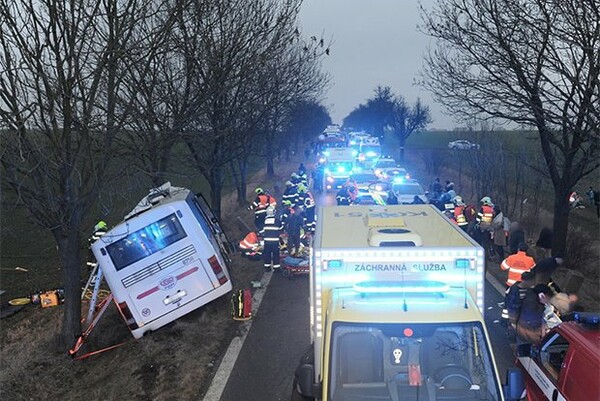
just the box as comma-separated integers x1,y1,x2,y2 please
91,183,233,339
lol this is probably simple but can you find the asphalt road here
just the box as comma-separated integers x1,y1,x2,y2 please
217,191,515,401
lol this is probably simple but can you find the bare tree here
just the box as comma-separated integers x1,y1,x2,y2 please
389,97,432,162
420,0,600,254
0,0,168,348
181,0,327,216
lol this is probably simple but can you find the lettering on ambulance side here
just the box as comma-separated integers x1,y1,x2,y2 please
334,211,428,218
355,263,448,272
518,356,567,401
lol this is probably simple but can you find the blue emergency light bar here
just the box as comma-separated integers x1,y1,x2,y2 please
455,259,471,269
337,166,346,173
353,280,450,294
393,176,404,184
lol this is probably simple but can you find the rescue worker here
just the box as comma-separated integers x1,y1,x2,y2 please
345,177,358,204
312,163,325,193
439,188,457,214
278,200,294,228
452,196,469,232
501,242,536,287
290,173,300,189
296,183,308,206
282,181,299,207
476,196,495,230
387,189,398,205
303,190,316,233
260,206,283,271
87,221,108,270
248,187,276,231
502,271,535,337
411,195,426,205
336,186,351,205
285,206,304,256
516,284,554,345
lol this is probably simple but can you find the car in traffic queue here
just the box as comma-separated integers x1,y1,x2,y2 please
348,171,385,204
507,312,600,401
367,179,429,205
372,156,411,181
448,139,480,150
357,137,382,167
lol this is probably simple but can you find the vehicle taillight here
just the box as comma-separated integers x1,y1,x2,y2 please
117,301,139,330
208,255,228,285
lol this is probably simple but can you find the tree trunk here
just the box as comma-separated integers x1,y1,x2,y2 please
266,133,275,177
209,165,223,219
55,224,83,350
398,138,406,163
238,157,248,205
552,188,570,256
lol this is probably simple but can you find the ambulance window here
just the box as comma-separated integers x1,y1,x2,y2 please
539,333,569,381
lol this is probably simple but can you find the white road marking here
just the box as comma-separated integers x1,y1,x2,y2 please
202,270,274,401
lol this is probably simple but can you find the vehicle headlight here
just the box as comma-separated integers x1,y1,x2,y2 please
337,166,345,173
366,151,376,157
327,176,334,183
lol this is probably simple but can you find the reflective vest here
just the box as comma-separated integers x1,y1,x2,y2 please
260,217,283,243
477,205,495,228
454,206,468,227
251,194,276,213
282,187,299,206
239,232,260,251
501,251,536,286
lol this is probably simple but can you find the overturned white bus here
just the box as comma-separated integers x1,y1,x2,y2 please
91,182,233,339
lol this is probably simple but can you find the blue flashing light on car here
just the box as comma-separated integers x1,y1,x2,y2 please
393,176,405,184
337,166,346,173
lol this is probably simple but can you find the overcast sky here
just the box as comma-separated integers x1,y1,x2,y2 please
298,0,454,129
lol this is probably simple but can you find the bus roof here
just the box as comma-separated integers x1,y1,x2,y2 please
315,205,476,249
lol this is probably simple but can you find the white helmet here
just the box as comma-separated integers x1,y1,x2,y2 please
266,206,276,217
453,196,465,206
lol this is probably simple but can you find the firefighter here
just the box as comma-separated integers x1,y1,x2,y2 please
501,242,536,287
286,206,304,256
279,200,294,227
312,163,325,193
297,183,308,206
282,181,299,207
297,163,308,186
476,196,495,230
248,188,276,231
290,173,300,189
345,177,358,204
452,196,469,232
303,189,316,233
260,206,283,271
336,186,351,205
87,221,108,270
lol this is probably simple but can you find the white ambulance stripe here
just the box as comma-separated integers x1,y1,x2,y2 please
518,356,567,401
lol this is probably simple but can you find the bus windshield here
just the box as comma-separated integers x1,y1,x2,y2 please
329,322,501,401
106,213,187,271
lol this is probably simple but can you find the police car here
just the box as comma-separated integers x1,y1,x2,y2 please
508,312,600,401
